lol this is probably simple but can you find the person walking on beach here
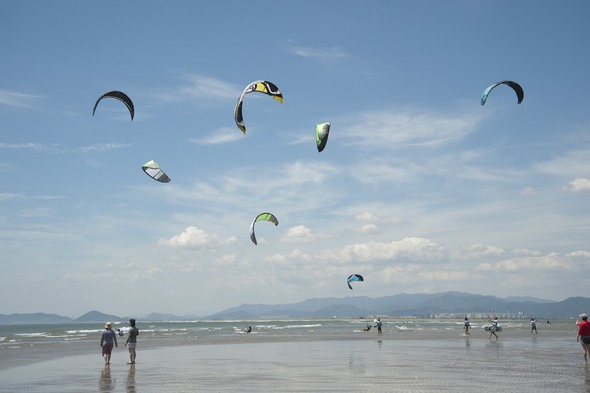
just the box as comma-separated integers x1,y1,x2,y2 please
376,318,382,335
487,317,499,340
464,317,471,335
100,322,118,365
125,318,139,364
576,313,590,363
530,318,538,334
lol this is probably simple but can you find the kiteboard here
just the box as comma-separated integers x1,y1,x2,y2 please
483,325,503,332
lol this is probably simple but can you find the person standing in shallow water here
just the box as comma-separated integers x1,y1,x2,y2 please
376,318,382,335
125,319,139,364
464,317,471,335
576,313,590,363
487,317,499,340
100,322,117,365
530,318,538,334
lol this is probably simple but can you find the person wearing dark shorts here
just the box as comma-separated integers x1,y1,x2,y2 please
125,319,139,364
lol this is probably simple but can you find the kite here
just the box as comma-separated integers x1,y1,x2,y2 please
249,212,279,245
480,81,524,106
141,160,171,183
93,90,135,120
347,274,364,290
234,80,283,134
315,122,330,153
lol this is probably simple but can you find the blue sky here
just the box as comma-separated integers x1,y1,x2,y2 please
1,1,589,318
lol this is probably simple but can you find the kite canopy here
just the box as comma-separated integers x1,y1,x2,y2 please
141,160,171,183
315,122,330,152
249,212,279,245
93,90,135,120
234,80,283,134
480,81,524,105
347,274,364,290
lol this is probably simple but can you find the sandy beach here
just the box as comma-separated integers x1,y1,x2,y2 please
1,322,589,392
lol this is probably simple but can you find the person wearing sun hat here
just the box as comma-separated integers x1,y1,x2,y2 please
577,313,590,363
100,322,118,365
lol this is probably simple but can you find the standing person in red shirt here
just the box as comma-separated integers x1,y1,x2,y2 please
576,313,590,363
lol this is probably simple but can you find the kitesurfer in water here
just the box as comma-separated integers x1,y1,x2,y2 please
487,317,499,340
530,318,538,334
464,317,471,336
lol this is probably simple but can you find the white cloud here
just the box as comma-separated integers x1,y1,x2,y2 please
158,226,235,249
356,223,379,233
565,177,590,192
333,237,447,263
455,244,505,260
476,252,583,272
281,225,324,243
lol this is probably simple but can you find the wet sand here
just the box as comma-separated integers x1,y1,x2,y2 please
1,328,589,392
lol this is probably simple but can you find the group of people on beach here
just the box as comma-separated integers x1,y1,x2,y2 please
95,314,590,365
462,317,500,339
100,319,139,365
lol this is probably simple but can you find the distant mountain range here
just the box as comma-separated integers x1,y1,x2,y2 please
1,292,588,324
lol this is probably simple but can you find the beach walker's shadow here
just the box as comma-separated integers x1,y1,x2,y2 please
99,365,116,393
126,364,136,393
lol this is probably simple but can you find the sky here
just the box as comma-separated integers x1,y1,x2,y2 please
1,1,589,318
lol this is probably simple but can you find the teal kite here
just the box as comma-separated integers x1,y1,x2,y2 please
347,274,364,290
481,81,524,106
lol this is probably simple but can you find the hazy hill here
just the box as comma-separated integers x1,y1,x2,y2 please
1,292,588,324
206,291,586,320
73,310,127,323
0,312,72,325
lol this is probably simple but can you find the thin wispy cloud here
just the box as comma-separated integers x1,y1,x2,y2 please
340,107,482,147
190,127,243,145
75,143,131,153
289,45,349,60
0,142,130,154
0,193,66,202
153,74,239,105
0,89,42,108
